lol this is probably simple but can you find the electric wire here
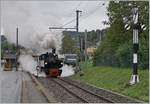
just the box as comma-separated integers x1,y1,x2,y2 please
60,1,82,28
60,18,76,28
59,2,105,28
80,3,105,21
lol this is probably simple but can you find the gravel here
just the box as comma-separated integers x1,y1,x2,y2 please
37,77,83,103
54,78,111,103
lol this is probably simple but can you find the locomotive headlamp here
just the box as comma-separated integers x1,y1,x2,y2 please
36,66,40,70
45,62,47,65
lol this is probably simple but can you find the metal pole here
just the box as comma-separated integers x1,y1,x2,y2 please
16,28,18,71
99,31,102,45
76,10,78,32
76,10,82,61
75,10,83,73
84,29,87,65
130,7,139,84
80,37,83,59
76,10,82,32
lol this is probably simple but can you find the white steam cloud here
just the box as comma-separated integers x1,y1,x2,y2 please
61,65,75,77
30,32,62,52
18,55,37,74
1,1,62,49
18,53,46,77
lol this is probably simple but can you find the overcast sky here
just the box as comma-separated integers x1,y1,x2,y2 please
1,1,109,48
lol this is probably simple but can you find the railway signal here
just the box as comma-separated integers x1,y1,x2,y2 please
130,7,140,85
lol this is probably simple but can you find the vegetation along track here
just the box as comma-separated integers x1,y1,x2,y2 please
52,78,114,103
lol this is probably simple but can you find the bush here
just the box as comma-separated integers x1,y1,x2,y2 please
138,36,149,69
115,40,132,67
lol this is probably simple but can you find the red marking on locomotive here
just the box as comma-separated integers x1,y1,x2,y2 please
47,68,61,77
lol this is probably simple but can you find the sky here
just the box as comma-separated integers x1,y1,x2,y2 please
1,1,109,48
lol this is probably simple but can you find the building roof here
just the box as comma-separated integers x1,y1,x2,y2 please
3,54,17,59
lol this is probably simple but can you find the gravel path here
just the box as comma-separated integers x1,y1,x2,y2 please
0,71,22,103
21,72,48,103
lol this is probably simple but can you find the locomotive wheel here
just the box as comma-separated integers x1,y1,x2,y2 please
45,69,49,75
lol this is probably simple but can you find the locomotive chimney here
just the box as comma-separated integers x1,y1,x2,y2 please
52,48,56,54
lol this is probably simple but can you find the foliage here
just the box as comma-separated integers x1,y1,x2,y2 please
87,29,106,47
93,1,149,69
61,34,78,54
115,40,132,67
87,30,98,46
1,35,17,58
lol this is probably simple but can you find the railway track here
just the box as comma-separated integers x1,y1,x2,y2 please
52,78,114,103
52,79,88,103
39,78,85,103
35,75,142,103
58,77,142,103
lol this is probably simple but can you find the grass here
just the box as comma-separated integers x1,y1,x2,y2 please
71,61,149,102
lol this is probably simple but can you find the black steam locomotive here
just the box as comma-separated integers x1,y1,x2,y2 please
39,48,63,77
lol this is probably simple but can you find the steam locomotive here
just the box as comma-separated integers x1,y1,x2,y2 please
39,48,63,77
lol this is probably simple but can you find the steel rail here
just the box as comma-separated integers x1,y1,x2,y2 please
58,77,114,103
52,79,89,103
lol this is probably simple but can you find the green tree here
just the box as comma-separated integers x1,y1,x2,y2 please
94,1,149,69
61,34,78,54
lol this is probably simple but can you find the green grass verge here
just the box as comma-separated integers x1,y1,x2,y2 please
71,62,149,102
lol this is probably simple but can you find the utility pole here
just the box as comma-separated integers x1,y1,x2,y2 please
49,10,81,31
49,10,82,60
76,10,82,62
16,28,18,71
76,10,82,32
84,29,87,63
130,6,140,84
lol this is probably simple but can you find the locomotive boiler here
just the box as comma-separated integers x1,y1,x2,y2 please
39,48,63,77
